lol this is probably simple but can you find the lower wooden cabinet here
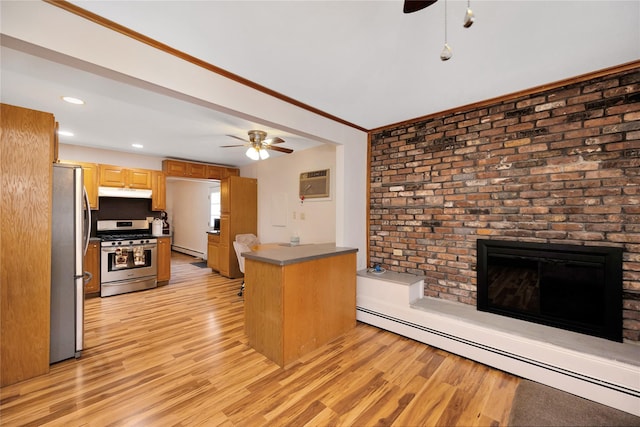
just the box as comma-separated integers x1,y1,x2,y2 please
207,233,220,271
83,240,101,295
157,237,171,282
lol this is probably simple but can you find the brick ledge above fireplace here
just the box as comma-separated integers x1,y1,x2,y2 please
356,271,640,416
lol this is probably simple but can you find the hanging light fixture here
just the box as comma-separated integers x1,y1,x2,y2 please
440,0,452,61
245,146,260,160
463,0,474,28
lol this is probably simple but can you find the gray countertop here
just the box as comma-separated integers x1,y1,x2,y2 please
242,242,358,266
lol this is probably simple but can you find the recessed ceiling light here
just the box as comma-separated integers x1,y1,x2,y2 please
61,96,85,105
57,130,74,137
132,143,144,149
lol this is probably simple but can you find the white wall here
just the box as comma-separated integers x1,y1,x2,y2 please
242,144,336,245
166,179,211,258
59,143,163,170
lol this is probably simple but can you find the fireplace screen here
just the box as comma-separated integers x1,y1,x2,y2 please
477,239,623,342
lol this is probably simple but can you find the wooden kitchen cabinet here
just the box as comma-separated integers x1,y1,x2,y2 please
99,164,152,189
207,233,220,271
188,162,207,179
162,159,239,180
162,159,188,176
1,103,54,386
218,176,257,279
80,162,99,209
99,164,127,187
83,241,100,295
60,161,99,209
128,168,152,189
157,237,171,283
151,171,166,211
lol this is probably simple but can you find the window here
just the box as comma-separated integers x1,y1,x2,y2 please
210,186,220,229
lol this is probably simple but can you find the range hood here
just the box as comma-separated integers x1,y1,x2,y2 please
98,187,152,199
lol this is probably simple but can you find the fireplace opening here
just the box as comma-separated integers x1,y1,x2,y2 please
477,239,623,342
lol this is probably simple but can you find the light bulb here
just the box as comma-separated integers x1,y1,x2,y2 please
463,7,474,28
259,149,270,160
440,43,452,61
246,147,260,160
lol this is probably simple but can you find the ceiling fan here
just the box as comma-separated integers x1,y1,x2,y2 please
222,130,293,160
403,0,438,13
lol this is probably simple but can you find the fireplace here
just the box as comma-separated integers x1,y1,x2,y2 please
477,239,623,342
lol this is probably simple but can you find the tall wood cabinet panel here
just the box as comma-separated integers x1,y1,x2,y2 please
157,237,171,282
0,103,54,386
219,176,257,278
151,171,166,211
84,241,100,295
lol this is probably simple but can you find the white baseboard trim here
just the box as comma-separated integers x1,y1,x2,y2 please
171,245,205,259
356,272,640,416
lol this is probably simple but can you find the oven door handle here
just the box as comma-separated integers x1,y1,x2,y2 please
101,244,156,253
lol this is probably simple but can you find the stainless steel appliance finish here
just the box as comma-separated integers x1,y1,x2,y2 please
50,164,91,364
97,219,158,297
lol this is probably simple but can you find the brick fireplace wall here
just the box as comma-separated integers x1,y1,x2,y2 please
369,65,640,341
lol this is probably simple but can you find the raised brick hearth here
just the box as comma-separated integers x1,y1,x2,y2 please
369,64,640,341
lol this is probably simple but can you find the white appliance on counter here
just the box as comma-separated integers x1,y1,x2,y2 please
50,164,91,364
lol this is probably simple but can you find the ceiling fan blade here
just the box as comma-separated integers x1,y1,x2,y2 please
267,137,285,145
403,0,437,13
220,144,246,148
226,134,249,143
267,145,293,154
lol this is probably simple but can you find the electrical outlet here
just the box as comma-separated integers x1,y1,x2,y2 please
300,212,306,220
393,249,403,256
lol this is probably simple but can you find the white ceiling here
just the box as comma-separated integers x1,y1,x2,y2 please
1,1,639,167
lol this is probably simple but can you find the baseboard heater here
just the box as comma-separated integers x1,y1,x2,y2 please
356,305,640,416
171,245,205,259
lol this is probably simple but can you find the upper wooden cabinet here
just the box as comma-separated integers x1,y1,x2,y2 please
60,161,99,209
163,160,188,177
188,162,207,179
162,159,239,180
99,164,152,189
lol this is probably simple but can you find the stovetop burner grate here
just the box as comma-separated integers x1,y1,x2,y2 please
99,233,154,242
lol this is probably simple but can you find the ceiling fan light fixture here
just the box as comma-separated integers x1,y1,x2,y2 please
246,146,260,160
259,149,270,160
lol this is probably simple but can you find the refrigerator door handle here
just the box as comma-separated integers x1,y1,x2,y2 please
83,187,91,256
83,271,93,285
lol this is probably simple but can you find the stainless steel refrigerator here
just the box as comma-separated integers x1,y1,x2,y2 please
50,163,91,363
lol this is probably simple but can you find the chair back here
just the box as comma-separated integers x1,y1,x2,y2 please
233,234,259,274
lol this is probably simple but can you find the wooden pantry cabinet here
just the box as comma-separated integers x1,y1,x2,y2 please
1,103,54,386
218,176,257,278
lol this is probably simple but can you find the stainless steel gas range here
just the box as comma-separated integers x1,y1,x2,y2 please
97,219,157,297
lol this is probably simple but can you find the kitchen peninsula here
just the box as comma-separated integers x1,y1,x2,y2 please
243,243,357,367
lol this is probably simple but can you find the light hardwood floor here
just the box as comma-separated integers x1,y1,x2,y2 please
0,252,519,426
